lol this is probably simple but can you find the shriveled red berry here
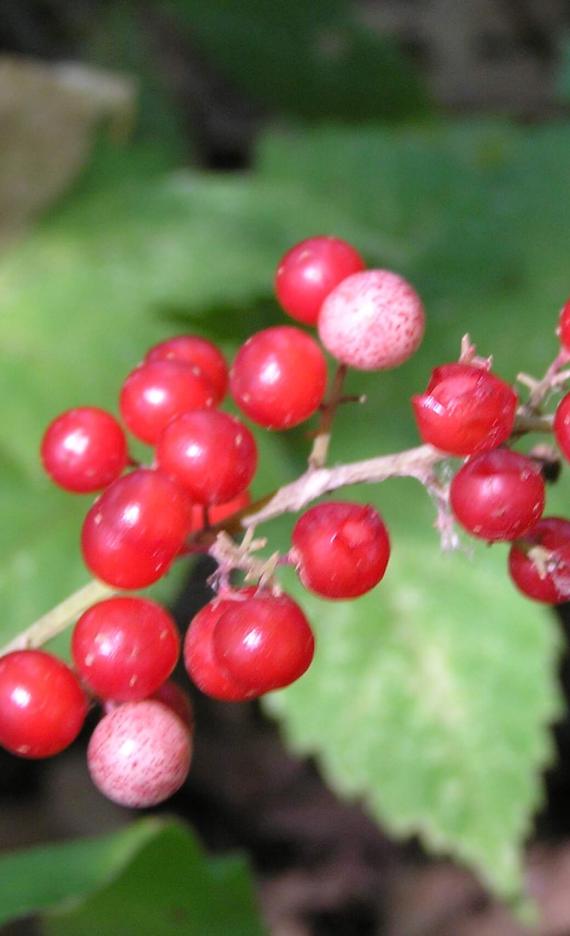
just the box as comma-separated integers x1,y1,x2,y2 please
509,517,570,603
145,336,228,403
412,362,517,456
157,410,257,504
81,469,192,588
183,592,258,701
213,592,315,694
0,651,87,758
450,449,545,542
41,407,127,493
119,360,215,444
557,301,570,352
72,597,180,702
87,700,192,807
318,269,425,370
189,490,251,534
291,501,390,599
230,326,327,430
554,393,570,462
275,236,365,326
151,681,194,731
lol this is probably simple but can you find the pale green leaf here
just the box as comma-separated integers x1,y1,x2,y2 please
266,546,561,902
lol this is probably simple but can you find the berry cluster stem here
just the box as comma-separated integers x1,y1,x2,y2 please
518,348,570,413
308,363,349,470
1,406,553,658
0,579,116,656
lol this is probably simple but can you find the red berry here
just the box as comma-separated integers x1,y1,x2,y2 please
41,407,127,493
81,469,192,588
509,517,570,603
450,449,545,542
230,326,327,430
213,592,315,694
554,392,570,462
189,490,251,534
72,597,180,702
87,700,192,807
557,301,570,352
157,411,257,504
0,651,87,758
412,363,518,456
291,502,390,599
318,269,425,370
145,336,228,403
183,592,259,701
151,681,194,731
119,360,215,445
275,236,365,326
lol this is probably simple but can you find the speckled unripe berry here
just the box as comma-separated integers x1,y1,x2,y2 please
318,269,425,371
87,700,192,808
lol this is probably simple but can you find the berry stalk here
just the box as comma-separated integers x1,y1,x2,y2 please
1,407,553,660
0,579,116,655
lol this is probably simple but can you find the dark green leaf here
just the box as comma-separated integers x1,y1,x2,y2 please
0,818,264,934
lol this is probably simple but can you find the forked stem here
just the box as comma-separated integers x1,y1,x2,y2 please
0,399,558,657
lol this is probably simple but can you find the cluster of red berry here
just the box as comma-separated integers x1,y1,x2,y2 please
0,233,568,810
412,306,570,602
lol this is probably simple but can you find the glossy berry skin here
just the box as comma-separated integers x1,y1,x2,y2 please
230,326,327,430
119,360,215,445
291,502,390,599
0,651,87,758
81,469,192,588
275,236,365,326
318,269,425,370
151,681,194,731
156,410,257,505
509,517,570,603
554,393,570,462
41,407,127,493
189,489,251,534
557,301,570,352
145,336,228,403
412,363,517,456
213,592,315,695
183,592,259,701
450,449,545,542
87,700,192,807
72,597,180,702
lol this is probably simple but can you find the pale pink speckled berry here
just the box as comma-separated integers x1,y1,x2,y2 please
87,700,192,808
318,269,425,371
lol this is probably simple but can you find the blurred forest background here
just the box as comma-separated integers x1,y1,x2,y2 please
3,2,570,935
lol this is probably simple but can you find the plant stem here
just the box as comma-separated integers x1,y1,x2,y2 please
242,443,444,527
0,579,116,656
1,405,553,657
308,363,348,469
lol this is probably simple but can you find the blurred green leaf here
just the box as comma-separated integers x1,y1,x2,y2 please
162,0,430,121
0,818,264,934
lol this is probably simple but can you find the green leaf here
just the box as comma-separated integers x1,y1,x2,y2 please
163,0,430,121
266,546,560,902
0,818,264,935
